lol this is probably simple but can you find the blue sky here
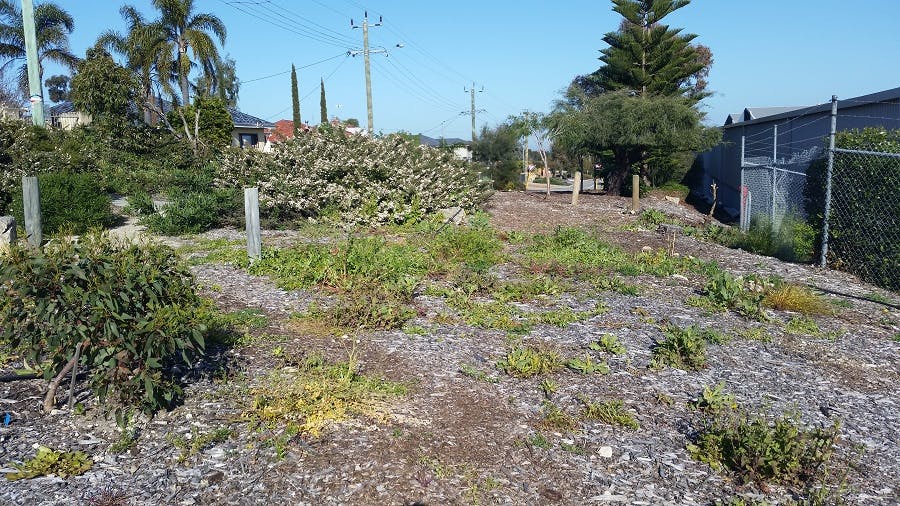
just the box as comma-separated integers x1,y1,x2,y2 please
40,0,900,138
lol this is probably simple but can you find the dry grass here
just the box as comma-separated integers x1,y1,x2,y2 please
763,284,832,315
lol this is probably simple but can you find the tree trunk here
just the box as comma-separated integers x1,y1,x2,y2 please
179,40,191,106
607,148,631,196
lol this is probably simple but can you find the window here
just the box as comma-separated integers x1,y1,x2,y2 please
239,133,259,148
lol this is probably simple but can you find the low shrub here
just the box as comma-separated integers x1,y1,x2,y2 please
11,172,114,235
700,271,766,319
727,215,816,264
688,410,840,487
0,233,208,418
651,325,712,371
216,127,489,226
142,189,239,235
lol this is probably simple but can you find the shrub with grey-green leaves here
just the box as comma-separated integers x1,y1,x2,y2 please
0,233,209,418
216,126,489,226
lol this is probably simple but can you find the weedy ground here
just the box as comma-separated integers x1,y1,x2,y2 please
1,192,897,505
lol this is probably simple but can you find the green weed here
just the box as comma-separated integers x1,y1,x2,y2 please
594,276,642,296
527,432,550,449
589,334,627,355
688,411,840,487
540,401,578,431
169,427,233,463
690,383,738,415
785,316,822,337
243,352,406,438
565,355,610,375
5,446,93,481
540,378,558,398
493,276,568,302
651,325,709,370
497,345,563,378
579,397,639,430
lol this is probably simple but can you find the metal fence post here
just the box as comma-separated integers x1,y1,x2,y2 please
771,124,778,228
22,176,41,247
819,95,838,268
740,135,747,231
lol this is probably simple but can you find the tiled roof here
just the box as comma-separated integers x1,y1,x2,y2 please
229,108,274,128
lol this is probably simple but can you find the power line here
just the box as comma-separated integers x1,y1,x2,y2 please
242,53,346,84
216,0,351,49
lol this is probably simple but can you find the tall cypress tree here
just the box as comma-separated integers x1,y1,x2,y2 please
291,64,300,137
594,0,704,101
319,78,328,125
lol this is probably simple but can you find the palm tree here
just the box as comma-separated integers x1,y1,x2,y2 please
152,0,226,105
95,5,172,123
0,0,78,99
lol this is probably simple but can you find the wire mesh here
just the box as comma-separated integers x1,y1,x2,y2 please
824,149,900,290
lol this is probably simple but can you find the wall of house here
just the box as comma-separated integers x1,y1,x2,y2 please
55,112,92,130
696,96,900,219
232,127,267,149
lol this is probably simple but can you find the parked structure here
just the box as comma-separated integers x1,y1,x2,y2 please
696,87,900,219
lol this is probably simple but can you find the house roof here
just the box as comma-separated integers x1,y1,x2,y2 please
48,100,274,128
419,134,470,147
229,108,274,128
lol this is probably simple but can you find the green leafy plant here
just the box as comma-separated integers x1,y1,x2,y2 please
579,397,639,430
565,355,610,375
688,410,840,487
594,276,642,296
691,383,738,415
539,378,558,398
169,427,234,463
539,401,578,431
11,171,114,235
700,272,766,319
527,432,550,449
590,334,626,355
5,446,93,480
651,325,708,371
0,233,208,417
142,189,237,235
497,345,563,378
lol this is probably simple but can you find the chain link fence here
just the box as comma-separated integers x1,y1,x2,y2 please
738,102,899,290
822,149,900,290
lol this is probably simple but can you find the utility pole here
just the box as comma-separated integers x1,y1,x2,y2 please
464,82,483,145
351,12,382,134
463,82,484,164
22,0,43,126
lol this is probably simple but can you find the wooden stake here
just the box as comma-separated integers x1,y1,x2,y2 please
572,171,582,205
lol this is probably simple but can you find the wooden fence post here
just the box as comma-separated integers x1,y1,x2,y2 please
22,176,41,247
244,187,261,262
572,171,582,205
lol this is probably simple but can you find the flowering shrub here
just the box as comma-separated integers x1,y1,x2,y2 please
216,127,489,226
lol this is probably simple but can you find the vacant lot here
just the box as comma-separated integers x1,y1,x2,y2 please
2,191,898,505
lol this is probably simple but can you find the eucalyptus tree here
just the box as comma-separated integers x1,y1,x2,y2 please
0,0,78,98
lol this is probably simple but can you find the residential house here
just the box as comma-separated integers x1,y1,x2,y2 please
47,100,275,150
419,134,472,162
696,86,900,219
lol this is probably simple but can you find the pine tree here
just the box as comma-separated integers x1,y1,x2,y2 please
594,0,704,101
319,78,327,125
291,64,300,137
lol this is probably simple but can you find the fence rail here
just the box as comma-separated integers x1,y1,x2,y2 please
739,96,899,290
